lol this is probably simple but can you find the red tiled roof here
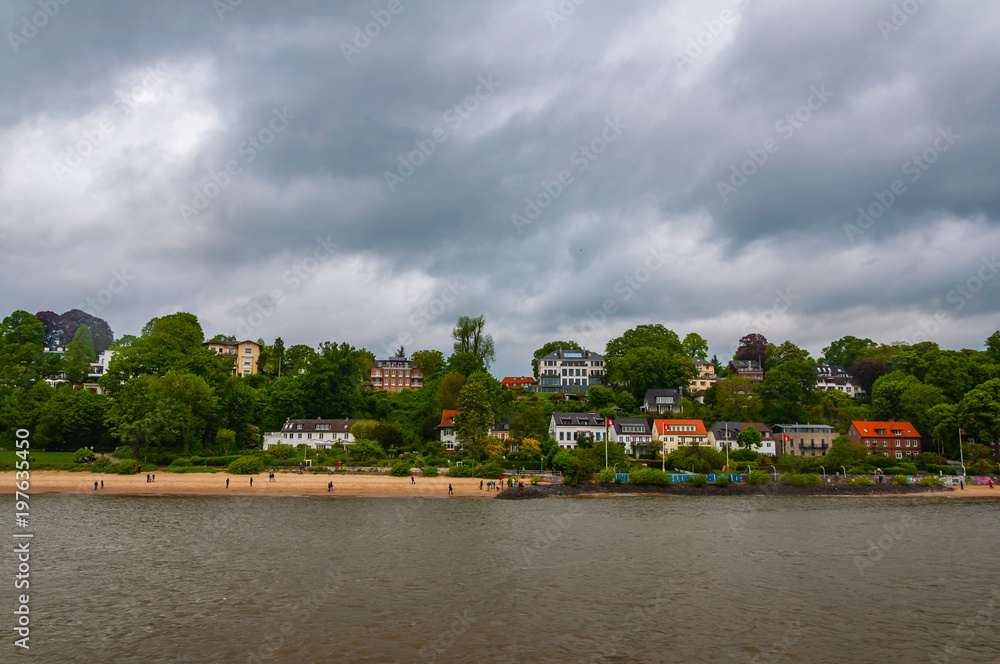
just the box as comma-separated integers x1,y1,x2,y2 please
653,419,707,435
850,421,919,437
437,410,458,428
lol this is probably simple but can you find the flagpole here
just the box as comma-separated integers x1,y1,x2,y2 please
958,426,965,475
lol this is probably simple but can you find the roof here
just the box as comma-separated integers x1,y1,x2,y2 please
653,419,707,435
280,418,361,433
613,417,651,433
538,348,604,361
551,412,606,427
437,410,458,428
501,376,536,384
729,359,762,371
772,423,835,432
203,339,260,347
644,388,682,400
850,421,919,437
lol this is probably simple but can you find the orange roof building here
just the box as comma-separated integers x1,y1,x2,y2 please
848,421,922,459
651,419,708,453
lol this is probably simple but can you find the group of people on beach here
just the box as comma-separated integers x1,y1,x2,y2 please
480,477,521,491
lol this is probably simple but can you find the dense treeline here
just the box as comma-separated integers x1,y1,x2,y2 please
1,310,998,474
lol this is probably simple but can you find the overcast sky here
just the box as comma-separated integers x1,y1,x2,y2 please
2,0,999,377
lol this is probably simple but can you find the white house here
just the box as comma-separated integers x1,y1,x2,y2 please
263,418,362,451
549,412,607,449
536,348,606,393
610,417,653,455
642,389,682,414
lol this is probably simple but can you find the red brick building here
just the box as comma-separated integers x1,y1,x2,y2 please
848,421,922,459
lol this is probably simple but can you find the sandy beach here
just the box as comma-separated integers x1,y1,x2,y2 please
8,470,498,498
5,471,999,498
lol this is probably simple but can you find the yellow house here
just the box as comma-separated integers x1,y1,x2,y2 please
203,339,261,376
689,359,717,393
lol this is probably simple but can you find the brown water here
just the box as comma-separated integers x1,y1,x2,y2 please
10,495,999,663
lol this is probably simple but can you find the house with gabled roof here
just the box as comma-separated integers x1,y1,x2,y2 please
263,418,362,452
728,359,763,382
610,417,653,455
651,419,708,453
548,412,608,449
848,421,922,459
642,388,682,414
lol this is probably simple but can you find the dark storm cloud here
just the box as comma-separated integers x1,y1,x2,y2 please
1,0,998,377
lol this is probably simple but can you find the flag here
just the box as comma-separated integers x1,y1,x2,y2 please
722,464,727,472
607,418,615,427
783,435,790,442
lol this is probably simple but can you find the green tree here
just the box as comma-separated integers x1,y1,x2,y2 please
456,382,492,462
605,325,697,399
532,340,581,378
821,335,876,368
63,336,92,385
510,405,548,442
216,428,236,455
987,331,1000,362
451,315,496,369
350,420,379,441
446,351,487,377
283,344,317,375
72,324,97,361
616,390,637,413
0,311,59,388
436,372,466,411
151,370,217,453
36,386,110,450
711,376,762,422
411,349,445,380
957,378,1000,446
587,385,615,410
681,333,709,361
765,341,812,371
759,360,819,425
870,372,920,420
736,426,762,450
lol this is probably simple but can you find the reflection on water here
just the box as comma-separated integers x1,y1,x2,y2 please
21,495,1000,663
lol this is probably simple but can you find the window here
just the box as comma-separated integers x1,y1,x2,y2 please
895,452,903,459
245,347,253,354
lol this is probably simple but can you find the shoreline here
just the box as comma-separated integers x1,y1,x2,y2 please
6,471,999,499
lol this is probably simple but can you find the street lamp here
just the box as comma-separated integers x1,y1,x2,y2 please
662,440,666,472
769,464,778,482
820,465,826,479
841,465,847,477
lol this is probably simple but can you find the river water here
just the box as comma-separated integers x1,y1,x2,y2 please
10,494,999,663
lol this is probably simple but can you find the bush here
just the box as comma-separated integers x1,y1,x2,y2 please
422,465,439,477
714,474,731,486
629,467,672,485
73,448,93,464
530,476,540,484
731,448,759,463
599,467,616,484
892,474,910,486
389,461,412,477
918,477,944,486
112,460,139,475
113,445,134,459
266,444,296,460
91,457,113,473
446,465,474,478
226,456,265,475
689,474,708,487
850,477,875,486
474,462,504,479
780,473,820,486
747,469,772,485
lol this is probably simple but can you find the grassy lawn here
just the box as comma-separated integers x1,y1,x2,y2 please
0,450,80,471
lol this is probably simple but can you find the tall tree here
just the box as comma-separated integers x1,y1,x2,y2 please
72,324,97,361
681,333,709,361
411,349,445,380
957,378,1000,446
735,333,768,365
604,325,694,399
0,311,60,388
62,336,92,385
849,358,889,396
451,315,496,369
821,335,876,368
455,381,492,462
758,360,819,425
532,340,582,378
436,372,466,411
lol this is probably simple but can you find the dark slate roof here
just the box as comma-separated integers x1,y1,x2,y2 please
281,418,361,433
613,417,651,434
643,388,682,401
551,412,606,427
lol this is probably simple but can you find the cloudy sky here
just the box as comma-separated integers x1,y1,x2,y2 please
2,0,999,377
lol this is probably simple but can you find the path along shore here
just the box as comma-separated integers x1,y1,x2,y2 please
5,471,998,499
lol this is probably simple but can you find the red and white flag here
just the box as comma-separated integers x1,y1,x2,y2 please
607,418,615,427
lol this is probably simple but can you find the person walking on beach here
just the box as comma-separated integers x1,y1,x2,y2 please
990,478,994,488
250,477,253,487
328,481,333,492
480,480,483,490
411,474,415,484
226,478,230,488
94,481,98,492
448,484,454,495
100,480,104,490
151,474,155,482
